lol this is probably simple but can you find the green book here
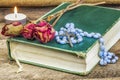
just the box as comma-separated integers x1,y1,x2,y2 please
7,2,120,75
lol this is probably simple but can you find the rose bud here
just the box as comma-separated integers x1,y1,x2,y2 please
1,22,23,37
34,21,55,43
37,20,47,27
22,23,36,39
36,20,49,32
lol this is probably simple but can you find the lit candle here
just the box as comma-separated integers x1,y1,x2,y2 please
14,6,17,18
5,6,27,25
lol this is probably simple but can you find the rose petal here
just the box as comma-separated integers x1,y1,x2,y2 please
43,32,49,43
22,29,33,39
37,20,47,27
1,22,23,37
25,23,36,29
35,25,48,33
34,21,55,43
12,22,21,26
22,23,36,39
1,24,8,35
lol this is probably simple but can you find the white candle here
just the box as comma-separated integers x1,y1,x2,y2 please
5,6,27,25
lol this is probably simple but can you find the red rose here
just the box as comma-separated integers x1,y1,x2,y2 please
34,21,55,43
1,22,23,37
22,23,36,39
37,20,47,27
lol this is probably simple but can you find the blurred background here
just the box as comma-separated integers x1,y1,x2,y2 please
0,0,120,80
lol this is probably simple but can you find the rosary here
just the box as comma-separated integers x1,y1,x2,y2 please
55,23,119,66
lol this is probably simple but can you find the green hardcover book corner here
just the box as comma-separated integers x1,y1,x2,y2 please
7,2,120,75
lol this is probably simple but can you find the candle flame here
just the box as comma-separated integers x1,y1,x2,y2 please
14,6,17,14
14,6,18,18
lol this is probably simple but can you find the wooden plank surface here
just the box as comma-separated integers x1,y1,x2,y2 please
0,6,120,80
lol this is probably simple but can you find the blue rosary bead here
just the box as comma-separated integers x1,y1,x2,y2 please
77,38,83,43
115,56,119,60
104,60,107,65
56,39,61,42
106,58,111,64
100,45,105,51
74,31,77,34
96,33,101,37
90,32,95,37
64,29,67,31
70,23,75,28
86,34,92,38
104,57,108,61
76,28,83,33
59,41,66,44
107,55,112,59
77,36,83,42
103,51,108,57
100,59,107,66
111,59,117,64
72,40,77,44
60,27,65,31
62,28,67,32
70,29,76,33
59,30,64,35
83,31,89,36
76,33,80,37
107,52,114,56
67,28,71,33
99,51,104,58
63,39,67,43
55,31,58,36
65,23,71,28
63,36,67,40
93,34,100,39
110,52,115,57
99,38,104,43
75,31,78,34
77,35,82,38
70,37,74,41
56,36,60,40
99,59,104,65
80,32,85,36
100,44,105,50
65,23,75,29
59,36,63,39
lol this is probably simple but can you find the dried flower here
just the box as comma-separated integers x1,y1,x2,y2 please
34,21,55,43
1,22,23,37
22,23,36,39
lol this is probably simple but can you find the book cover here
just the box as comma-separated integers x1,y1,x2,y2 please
7,2,120,75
